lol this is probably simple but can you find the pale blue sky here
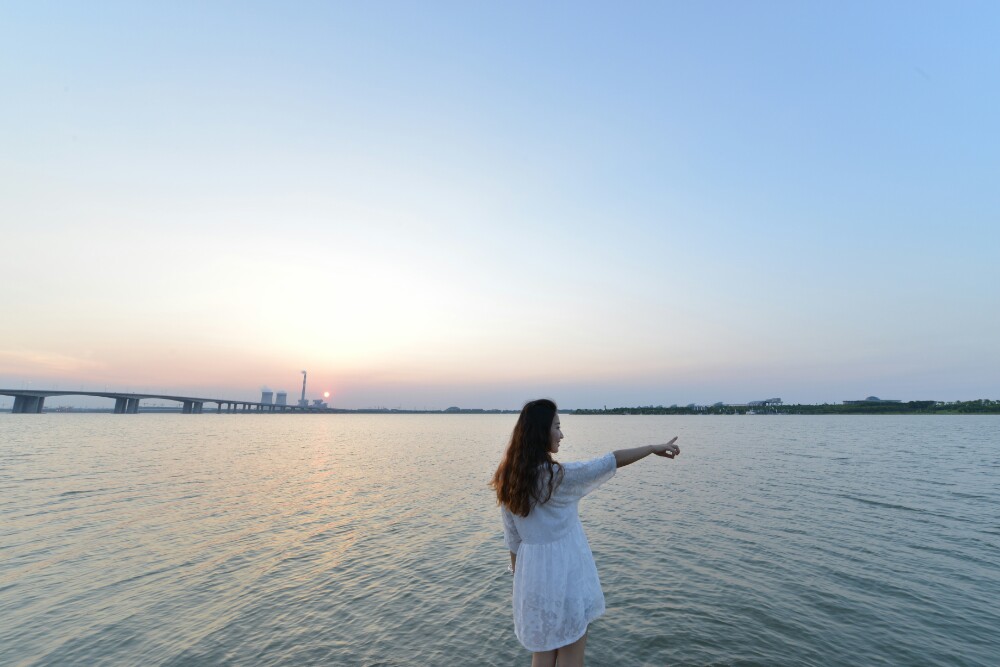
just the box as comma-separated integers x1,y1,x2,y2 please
1,2,998,409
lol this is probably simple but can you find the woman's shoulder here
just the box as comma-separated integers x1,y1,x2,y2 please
554,453,616,498
559,452,614,471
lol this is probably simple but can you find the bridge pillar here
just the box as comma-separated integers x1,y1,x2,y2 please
194,402,203,414
216,403,222,414
126,398,139,414
114,398,127,414
182,401,193,414
12,396,43,413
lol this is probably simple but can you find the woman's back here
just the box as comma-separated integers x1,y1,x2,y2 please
501,453,616,549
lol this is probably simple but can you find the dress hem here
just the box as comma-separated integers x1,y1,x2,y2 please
516,609,604,653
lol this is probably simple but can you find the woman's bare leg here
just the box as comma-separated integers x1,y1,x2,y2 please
531,649,556,667
554,630,588,667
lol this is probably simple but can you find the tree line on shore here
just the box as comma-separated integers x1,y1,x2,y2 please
572,399,1000,416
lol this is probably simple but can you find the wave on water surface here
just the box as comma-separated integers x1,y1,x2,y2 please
1,414,998,666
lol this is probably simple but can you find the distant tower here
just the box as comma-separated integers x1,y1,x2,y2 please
276,391,287,406
299,370,308,407
261,388,273,405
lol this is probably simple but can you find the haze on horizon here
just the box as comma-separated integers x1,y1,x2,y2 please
2,2,998,411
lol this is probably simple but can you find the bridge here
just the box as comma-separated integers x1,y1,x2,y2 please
0,389,323,414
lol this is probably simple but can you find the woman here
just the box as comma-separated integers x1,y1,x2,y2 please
491,399,679,667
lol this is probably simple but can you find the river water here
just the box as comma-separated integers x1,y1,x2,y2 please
1,414,997,666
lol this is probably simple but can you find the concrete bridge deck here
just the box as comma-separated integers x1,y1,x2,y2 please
0,389,320,414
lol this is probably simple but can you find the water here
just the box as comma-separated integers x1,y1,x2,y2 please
1,414,998,666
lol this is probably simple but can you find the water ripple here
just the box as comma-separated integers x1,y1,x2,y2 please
1,414,998,666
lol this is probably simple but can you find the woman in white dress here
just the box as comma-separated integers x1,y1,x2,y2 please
491,399,680,667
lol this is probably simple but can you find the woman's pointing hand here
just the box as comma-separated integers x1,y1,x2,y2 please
651,437,680,458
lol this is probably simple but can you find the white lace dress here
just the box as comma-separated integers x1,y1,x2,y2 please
501,452,617,652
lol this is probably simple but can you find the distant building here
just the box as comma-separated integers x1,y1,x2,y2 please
276,391,287,406
749,398,782,406
311,399,328,409
843,396,902,405
261,390,273,405
445,406,461,413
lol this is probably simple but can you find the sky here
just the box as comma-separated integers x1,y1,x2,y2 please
1,1,998,410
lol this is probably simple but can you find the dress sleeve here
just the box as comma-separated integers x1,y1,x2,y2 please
500,505,522,553
559,452,617,500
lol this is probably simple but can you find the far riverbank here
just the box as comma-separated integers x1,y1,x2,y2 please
573,399,1000,416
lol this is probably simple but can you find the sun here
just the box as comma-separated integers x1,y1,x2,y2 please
323,391,330,399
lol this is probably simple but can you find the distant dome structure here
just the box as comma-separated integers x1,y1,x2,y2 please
843,395,901,405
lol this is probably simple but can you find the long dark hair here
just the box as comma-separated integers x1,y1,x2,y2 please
491,398,563,517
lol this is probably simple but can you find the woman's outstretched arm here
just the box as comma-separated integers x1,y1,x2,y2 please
614,437,679,468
